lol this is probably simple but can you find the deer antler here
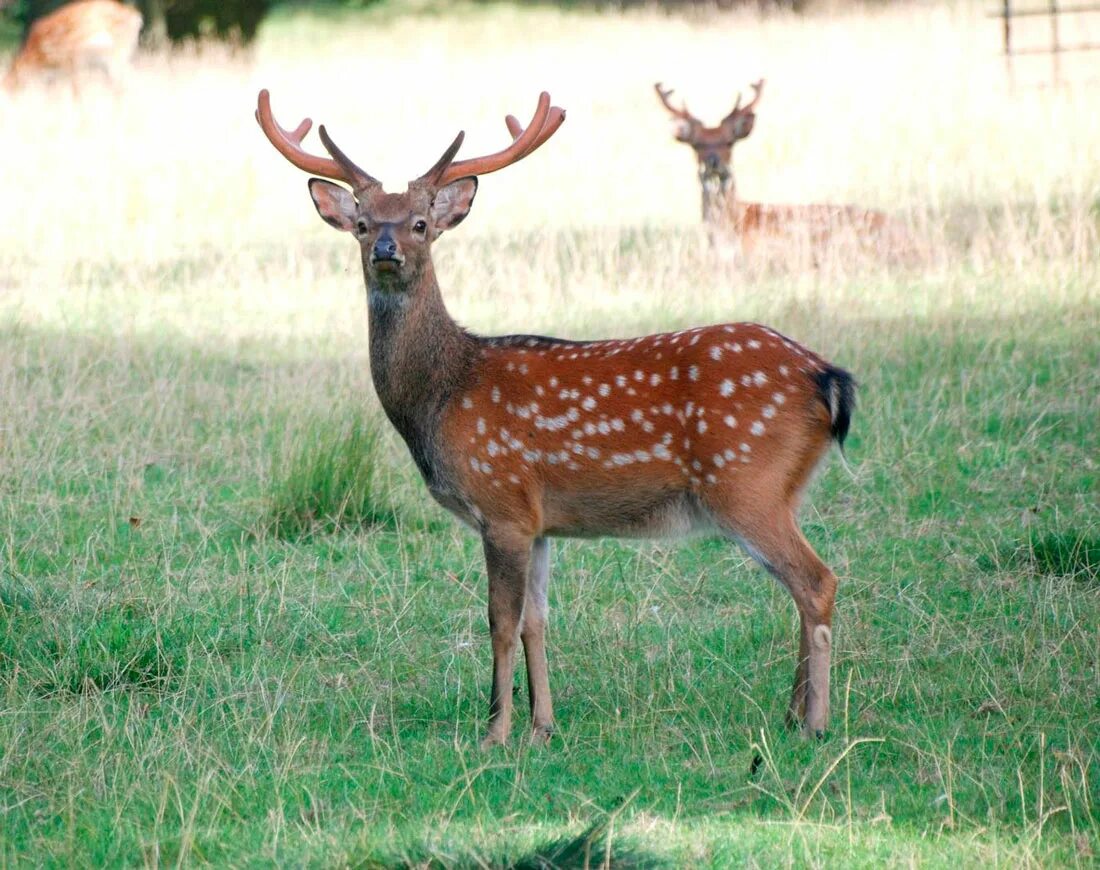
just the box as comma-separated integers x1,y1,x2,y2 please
723,78,765,126
654,82,701,126
255,89,379,190
421,91,566,187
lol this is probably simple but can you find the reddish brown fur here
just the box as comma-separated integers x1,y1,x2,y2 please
258,90,852,748
446,324,835,540
5,0,142,91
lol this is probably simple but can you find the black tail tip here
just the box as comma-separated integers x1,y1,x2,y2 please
813,365,856,447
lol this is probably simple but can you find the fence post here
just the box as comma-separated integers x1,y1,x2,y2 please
1049,0,1061,85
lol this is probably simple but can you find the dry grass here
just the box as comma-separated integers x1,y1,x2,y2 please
0,0,1096,346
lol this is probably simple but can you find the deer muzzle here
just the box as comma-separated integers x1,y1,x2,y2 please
370,233,404,270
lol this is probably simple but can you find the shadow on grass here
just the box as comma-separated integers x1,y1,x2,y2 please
363,812,667,870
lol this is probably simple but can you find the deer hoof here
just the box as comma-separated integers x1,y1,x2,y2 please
479,732,507,750
529,724,555,746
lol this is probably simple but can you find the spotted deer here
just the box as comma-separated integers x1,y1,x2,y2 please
4,0,142,91
655,80,910,260
257,89,855,746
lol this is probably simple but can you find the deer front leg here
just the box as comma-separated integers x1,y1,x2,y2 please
481,530,531,749
523,537,554,743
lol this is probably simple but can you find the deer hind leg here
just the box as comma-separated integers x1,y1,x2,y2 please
713,505,838,738
480,528,532,749
522,536,555,743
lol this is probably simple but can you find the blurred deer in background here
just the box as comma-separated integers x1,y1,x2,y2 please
656,80,912,262
257,89,854,747
4,0,142,92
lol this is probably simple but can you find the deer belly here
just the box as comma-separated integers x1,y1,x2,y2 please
541,486,709,539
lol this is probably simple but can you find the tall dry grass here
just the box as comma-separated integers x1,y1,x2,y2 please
0,0,1096,345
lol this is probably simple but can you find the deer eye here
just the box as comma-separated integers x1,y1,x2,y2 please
413,219,428,234
356,220,368,235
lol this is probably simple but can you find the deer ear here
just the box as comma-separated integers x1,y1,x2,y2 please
431,177,478,232
673,120,695,142
724,113,756,141
308,179,358,232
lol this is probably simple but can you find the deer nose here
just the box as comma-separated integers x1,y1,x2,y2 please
371,235,399,262
703,153,722,172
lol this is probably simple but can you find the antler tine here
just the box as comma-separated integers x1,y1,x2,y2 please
256,89,377,189
502,105,566,160
743,78,765,113
654,82,699,124
317,124,380,190
430,92,564,187
722,79,764,127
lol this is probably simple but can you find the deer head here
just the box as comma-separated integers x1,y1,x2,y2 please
655,80,764,218
256,90,565,300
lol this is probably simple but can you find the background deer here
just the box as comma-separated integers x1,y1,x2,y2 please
656,79,911,261
257,88,855,746
4,0,142,91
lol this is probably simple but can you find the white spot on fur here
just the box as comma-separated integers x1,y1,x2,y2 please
709,346,722,361
689,366,700,381
461,397,473,409
697,420,707,434
751,421,765,435
753,371,767,386
720,379,734,397
724,415,737,428
763,405,776,419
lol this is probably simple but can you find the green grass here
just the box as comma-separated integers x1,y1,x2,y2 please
265,406,392,539
0,258,1097,866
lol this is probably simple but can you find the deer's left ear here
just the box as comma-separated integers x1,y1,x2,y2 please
431,177,478,232
724,113,756,141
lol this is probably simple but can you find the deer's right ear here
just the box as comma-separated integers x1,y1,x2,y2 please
672,120,695,142
308,179,358,233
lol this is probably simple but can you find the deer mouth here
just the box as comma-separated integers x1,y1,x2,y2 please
371,256,405,272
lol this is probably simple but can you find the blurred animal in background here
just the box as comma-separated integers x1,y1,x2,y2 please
4,0,142,92
655,80,914,264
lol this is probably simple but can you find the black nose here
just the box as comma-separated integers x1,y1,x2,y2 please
372,236,398,260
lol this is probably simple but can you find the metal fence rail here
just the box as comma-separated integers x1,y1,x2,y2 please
990,0,1100,83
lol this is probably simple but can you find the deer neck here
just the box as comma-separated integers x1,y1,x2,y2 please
364,260,477,478
702,178,747,230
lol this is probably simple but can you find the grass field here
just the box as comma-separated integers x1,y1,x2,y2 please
1,0,1098,866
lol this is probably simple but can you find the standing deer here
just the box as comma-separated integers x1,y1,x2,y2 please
4,0,142,92
655,80,908,260
257,89,855,746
